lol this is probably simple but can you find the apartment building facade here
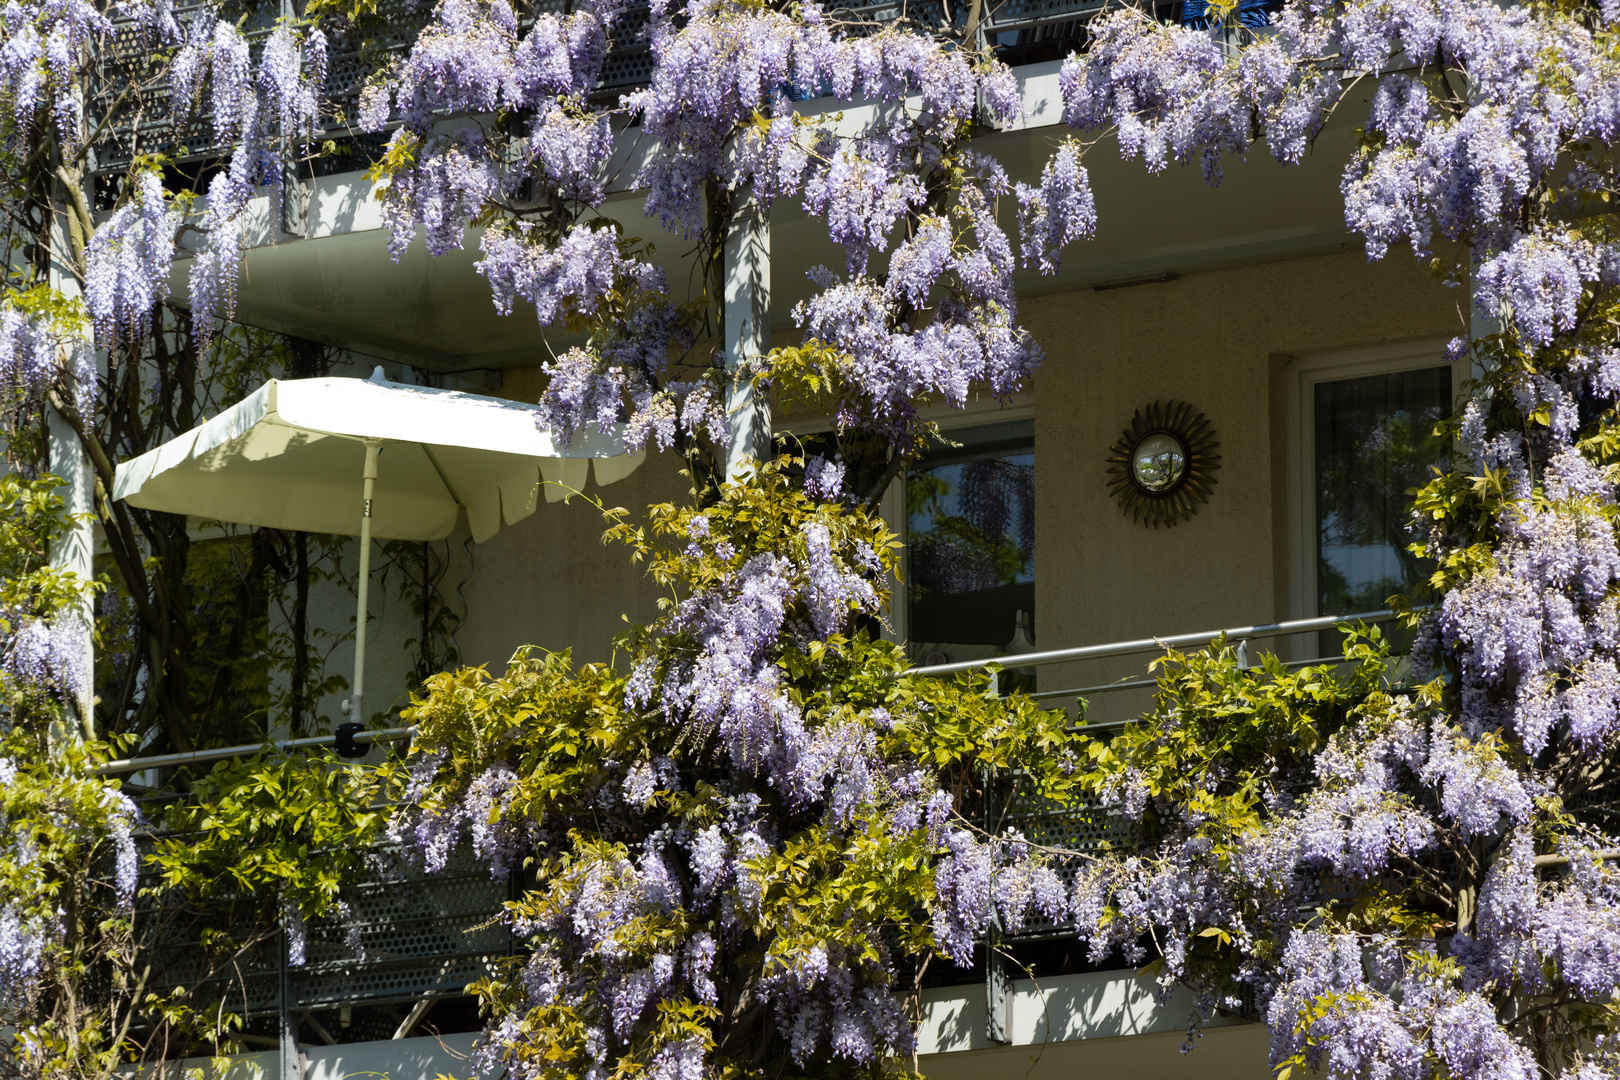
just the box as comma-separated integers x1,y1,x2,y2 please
116,13,1464,1079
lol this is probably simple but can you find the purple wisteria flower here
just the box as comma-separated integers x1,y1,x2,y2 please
85,171,176,348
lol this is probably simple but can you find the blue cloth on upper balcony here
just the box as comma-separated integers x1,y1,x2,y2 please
1181,0,1274,29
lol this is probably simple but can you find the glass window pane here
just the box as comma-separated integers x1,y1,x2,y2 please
1314,366,1451,647
907,420,1035,664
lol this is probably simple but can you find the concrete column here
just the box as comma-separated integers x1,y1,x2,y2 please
48,170,96,733
722,192,771,481
279,921,303,1080
47,403,95,730
1470,292,1499,383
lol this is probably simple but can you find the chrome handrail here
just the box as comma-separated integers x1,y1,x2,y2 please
1030,653,1348,701
95,611,1416,775
94,726,417,776
905,607,1411,677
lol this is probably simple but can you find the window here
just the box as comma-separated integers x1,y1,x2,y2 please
1289,342,1464,658
905,419,1035,670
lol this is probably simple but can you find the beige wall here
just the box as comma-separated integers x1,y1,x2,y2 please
454,448,693,671
919,1024,1272,1080
450,362,697,672
1025,247,1457,723
396,246,1456,701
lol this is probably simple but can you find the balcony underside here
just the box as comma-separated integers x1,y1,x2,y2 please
184,63,1367,372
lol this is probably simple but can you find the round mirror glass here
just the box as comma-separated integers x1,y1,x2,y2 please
1131,432,1186,493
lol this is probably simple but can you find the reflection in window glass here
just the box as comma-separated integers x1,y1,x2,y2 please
907,420,1034,665
1314,366,1451,648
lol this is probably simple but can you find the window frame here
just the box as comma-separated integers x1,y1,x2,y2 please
776,394,1034,646
1285,340,1464,649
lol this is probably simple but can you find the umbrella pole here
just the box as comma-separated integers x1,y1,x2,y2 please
347,439,382,726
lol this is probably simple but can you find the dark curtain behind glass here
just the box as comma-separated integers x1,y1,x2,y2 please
1314,365,1451,653
907,420,1035,653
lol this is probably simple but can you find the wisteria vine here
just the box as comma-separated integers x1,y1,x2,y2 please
3,0,1620,1074
355,0,1071,457
387,0,1620,1074
1020,1,1620,1077
392,466,1083,1077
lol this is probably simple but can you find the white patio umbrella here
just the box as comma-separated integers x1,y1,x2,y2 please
113,366,646,725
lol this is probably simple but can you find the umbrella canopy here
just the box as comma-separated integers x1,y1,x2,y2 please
112,367,648,727
113,368,646,543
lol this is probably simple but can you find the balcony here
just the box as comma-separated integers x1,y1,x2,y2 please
116,605,1401,1074
86,0,1192,186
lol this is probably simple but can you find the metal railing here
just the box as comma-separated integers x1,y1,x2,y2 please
1033,653,1342,701
96,609,1413,775
134,841,513,1056
907,607,1408,677
105,606,1414,1055
95,726,417,776
88,0,1143,185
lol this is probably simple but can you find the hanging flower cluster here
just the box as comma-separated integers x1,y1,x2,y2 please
0,289,93,413
359,0,1620,1073
73,8,328,343
0,474,141,1070
0,308,63,400
0,0,109,151
391,465,1083,1078
177,15,326,335
84,171,177,349
1011,1,1620,1072
11,0,1620,1072
357,0,1059,451
0,749,142,1056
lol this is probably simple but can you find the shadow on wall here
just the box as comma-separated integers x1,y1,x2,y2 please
134,1030,491,1080
916,967,1241,1054
919,1024,1273,1080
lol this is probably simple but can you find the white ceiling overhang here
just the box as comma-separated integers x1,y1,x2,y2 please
179,60,1367,371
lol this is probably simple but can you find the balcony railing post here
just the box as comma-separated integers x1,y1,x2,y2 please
985,925,1010,1044
983,767,1011,1043
279,921,302,1080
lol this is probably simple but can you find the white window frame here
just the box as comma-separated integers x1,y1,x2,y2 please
776,392,1034,645
1285,339,1464,653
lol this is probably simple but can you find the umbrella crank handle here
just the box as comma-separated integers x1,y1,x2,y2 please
344,439,382,727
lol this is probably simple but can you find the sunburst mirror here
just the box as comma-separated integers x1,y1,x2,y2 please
1105,400,1221,528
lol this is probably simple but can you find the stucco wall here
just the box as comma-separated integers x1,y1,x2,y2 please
299,245,1458,710
919,1025,1272,1080
1024,246,1457,724
453,446,692,670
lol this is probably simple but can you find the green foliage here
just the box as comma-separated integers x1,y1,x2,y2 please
118,750,403,1061
2,284,88,336
761,341,936,464
1073,626,1435,982
0,468,416,1069
1079,629,1404,843
150,752,400,915
0,472,136,1079
0,473,93,658
400,460,1084,1080
0,732,142,1080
